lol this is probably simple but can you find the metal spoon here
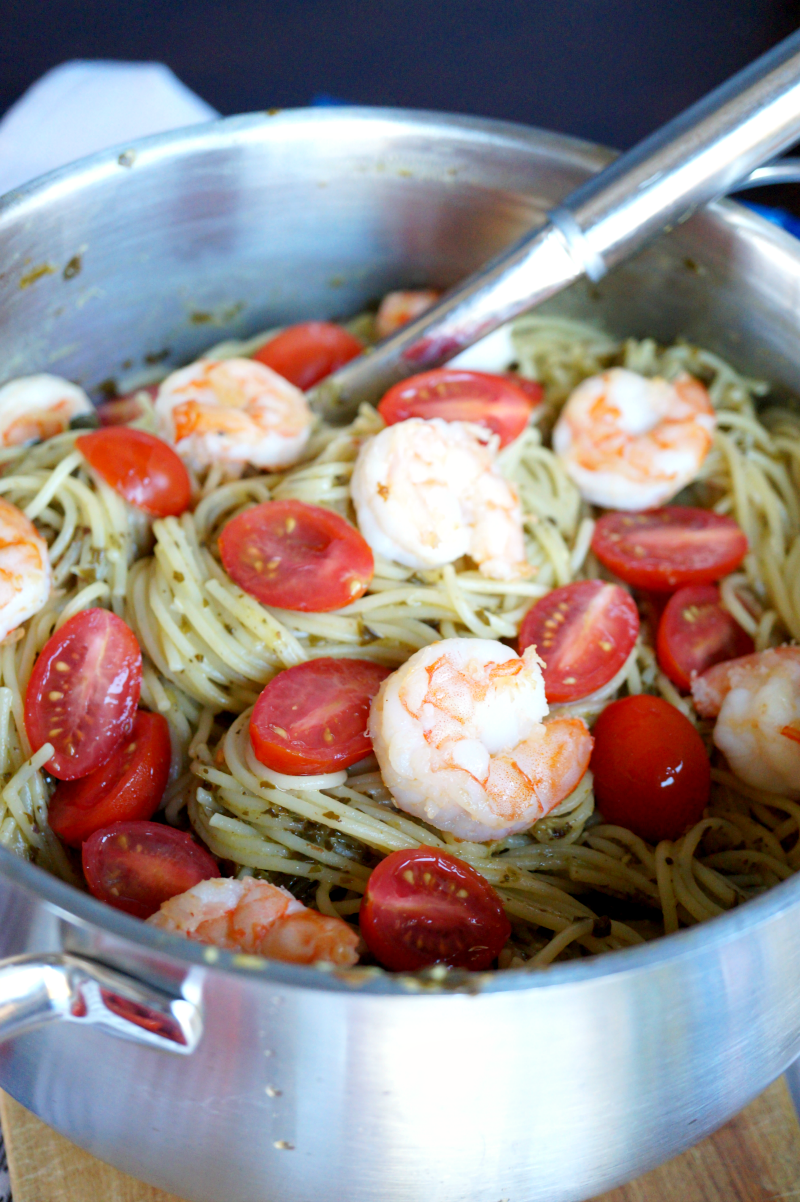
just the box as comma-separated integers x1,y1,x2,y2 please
313,28,800,419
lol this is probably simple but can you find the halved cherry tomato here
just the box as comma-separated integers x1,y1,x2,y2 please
508,375,546,406
97,384,160,427
359,846,511,971
590,694,710,843
25,608,142,780
253,322,362,390
377,369,540,448
219,499,374,612
48,711,172,846
518,580,639,703
76,428,191,517
592,508,748,592
82,820,220,919
251,658,390,775
656,584,754,692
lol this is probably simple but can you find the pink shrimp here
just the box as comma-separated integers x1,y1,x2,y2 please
147,876,360,966
370,637,593,842
375,290,440,340
155,357,314,471
553,368,716,509
691,646,800,797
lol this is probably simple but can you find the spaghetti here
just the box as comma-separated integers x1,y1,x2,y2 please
2,314,800,968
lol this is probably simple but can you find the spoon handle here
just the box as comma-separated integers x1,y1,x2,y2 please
315,28,800,417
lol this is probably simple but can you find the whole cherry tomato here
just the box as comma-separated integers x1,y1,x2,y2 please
590,694,710,843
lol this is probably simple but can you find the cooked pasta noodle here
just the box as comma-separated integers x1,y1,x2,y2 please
4,313,800,969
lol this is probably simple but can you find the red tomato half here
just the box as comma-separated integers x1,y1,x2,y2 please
508,375,546,406
378,369,540,448
76,428,192,517
360,847,511,971
590,695,710,843
251,658,390,774
518,580,639,703
82,820,220,919
48,711,172,846
253,322,363,390
25,609,142,780
656,584,754,692
97,384,160,427
219,500,374,612
592,508,748,592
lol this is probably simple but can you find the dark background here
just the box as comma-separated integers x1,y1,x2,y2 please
1,0,799,150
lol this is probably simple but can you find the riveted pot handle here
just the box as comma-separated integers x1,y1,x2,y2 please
0,952,201,1054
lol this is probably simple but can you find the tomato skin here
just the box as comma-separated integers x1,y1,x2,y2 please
25,609,142,780
360,846,511,971
251,658,390,774
377,369,539,448
507,375,545,406
518,580,639,703
219,499,374,612
76,428,192,517
82,820,220,919
253,322,362,390
590,695,710,843
48,711,172,846
592,508,748,591
656,584,754,692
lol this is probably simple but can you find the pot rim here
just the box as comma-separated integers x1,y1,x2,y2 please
3,106,799,997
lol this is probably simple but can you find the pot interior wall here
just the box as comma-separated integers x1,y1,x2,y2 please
1,110,798,406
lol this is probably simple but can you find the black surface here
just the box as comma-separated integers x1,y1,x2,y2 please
0,0,798,149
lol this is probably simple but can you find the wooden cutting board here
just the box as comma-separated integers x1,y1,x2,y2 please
2,1079,800,1202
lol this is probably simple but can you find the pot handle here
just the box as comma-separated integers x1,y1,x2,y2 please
0,952,201,1054
736,158,800,189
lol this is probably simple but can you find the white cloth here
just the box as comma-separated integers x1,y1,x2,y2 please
0,60,219,196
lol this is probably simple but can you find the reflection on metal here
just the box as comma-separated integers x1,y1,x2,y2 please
0,953,201,1054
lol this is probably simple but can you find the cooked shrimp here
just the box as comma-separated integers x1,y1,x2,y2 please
0,374,93,447
147,876,360,965
351,417,529,580
155,357,314,471
370,638,593,842
375,290,440,339
691,646,800,797
0,498,52,641
553,368,715,509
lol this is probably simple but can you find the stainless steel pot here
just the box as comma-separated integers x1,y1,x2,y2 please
1,108,800,1202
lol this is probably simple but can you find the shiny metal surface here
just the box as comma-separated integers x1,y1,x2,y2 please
316,31,800,413
742,156,800,187
2,109,800,1201
0,952,201,1052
